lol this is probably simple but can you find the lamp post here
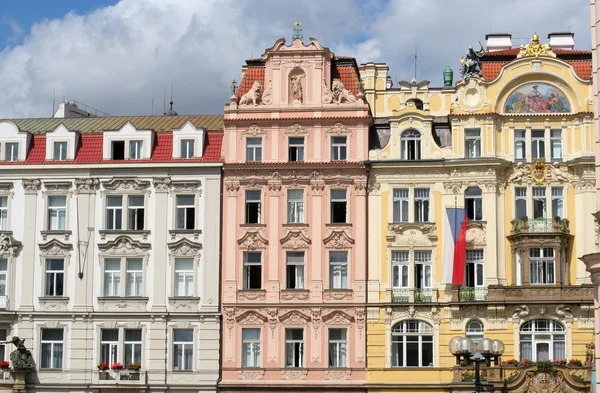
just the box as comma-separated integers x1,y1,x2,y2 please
449,336,505,393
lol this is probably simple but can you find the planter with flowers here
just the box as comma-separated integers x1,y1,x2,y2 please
111,362,124,370
0,361,10,380
98,361,142,383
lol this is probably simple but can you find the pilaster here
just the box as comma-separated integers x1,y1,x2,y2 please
20,179,40,311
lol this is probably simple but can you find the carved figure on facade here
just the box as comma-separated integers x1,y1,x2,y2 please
239,81,262,106
237,230,268,250
0,234,20,256
518,32,554,58
323,310,354,325
322,79,335,104
152,177,172,192
74,178,100,193
329,78,357,104
459,43,484,80
102,178,150,193
22,179,41,193
323,229,355,249
387,223,437,246
280,230,311,249
311,307,321,338
290,73,304,104
466,221,486,246
244,125,266,137
4,336,34,371
512,305,530,321
261,80,273,105
279,310,311,326
236,310,267,325
266,307,278,338
585,343,595,366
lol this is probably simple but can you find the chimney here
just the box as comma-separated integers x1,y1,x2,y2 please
547,32,575,50
485,33,512,52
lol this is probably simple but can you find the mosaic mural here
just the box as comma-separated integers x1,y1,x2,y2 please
504,83,570,114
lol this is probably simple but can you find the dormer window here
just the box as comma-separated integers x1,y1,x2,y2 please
5,143,18,162
181,140,194,159
53,142,67,161
129,141,143,160
401,130,421,160
112,141,125,160
102,122,154,161
172,121,204,159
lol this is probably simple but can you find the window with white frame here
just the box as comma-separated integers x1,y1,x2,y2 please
98,328,143,366
126,258,143,296
103,259,121,296
0,196,7,231
551,187,563,218
328,328,347,368
465,129,481,159
0,329,7,362
520,319,565,361
393,189,409,223
53,142,67,161
414,251,432,289
174,258,194,297
465,187,483,221
287,189,304,224
466,320,484,346
180,139,195,159
285,328,304,368
127,196,145,230
286,252,304,289
103,258,143,297
331,136,347,161
465,250,484,287
245,190,261,224
0,259,6,297
47,196,67,230
175,195,195,230
173,329,193,370
391,251,409,289
129,140,143,160
246,138,263,162
100,329,119,364
391,320,433,367
531,130,545,160
106,196,123,230
529,248,555,285
40,328,63,369
401,130,421,160
242,328,261,367
330,189,347,224
514,130,526,160
414,189,430,222
551,130,562,160
45,259,64,296
124,329,142,365
243,252,262,290
515,187,527,219
5,143,18,162
329,251,348,289
533,187,546,219
288,137,305,162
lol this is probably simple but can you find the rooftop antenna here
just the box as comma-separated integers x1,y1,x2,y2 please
163,87,166,115
151,98,154,116
407,46,424,81
52,89,56,116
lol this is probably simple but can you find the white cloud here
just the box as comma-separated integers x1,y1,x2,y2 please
0,0,590,118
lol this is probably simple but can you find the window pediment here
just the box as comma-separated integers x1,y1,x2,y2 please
172,121,205,159
98,235,150,255
280,229,311,249
39,238,72,254
323,228,354,249
43,181,73,196
101,178,150,193
387,223,437,246
237,230,268,250
167,238,202,266
323,310,354,325
45,124,79,161
236,310,267,325
279,310,311,326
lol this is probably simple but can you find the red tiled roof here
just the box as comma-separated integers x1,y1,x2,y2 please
569,60,592,79
236,66,265,99
333,65,360,96
481,62,504,81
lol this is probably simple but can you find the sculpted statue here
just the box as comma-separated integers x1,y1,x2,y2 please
331,78,356,104
550,162,570,182
519,32,552,58
459,43,485,80
239,81,262,106
290,74,304,103
4,336,34,371
0,234,10,253
508,162,528,183
585,343,595,366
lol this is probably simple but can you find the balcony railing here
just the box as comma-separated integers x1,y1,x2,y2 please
458,287,488,301
415,288,433,303
98,370,144,384
511,217,569,234
392,288,409,303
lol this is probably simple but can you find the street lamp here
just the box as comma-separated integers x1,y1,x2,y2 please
449,336,505,393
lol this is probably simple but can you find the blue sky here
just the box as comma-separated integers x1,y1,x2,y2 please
0,0,590,118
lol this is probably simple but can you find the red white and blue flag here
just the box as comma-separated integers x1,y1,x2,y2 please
442,207,468,285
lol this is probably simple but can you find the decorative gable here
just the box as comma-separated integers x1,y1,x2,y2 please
102,121,155,160
236,311,267,325
0,120,32,162
45,124,79,161
322,310,354,325
172,121,205,159
279,310,311,326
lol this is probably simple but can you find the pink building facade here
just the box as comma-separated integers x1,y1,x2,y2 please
220,34,371,393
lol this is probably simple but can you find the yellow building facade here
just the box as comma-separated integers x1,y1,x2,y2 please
360,34,595,392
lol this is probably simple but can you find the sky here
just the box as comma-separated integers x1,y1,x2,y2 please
0,0,591,119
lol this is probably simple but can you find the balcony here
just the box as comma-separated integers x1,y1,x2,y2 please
97,370,145,384
458,287,488,301
392,288,409,303
511,217,569,234
487,285,593,303
391,288,437,303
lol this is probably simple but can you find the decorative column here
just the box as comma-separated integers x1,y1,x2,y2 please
353,181,367,303
152,177,170,312
580,251,600,393
267,182,281,303
20,179,40,312
223,181,239,303
310,179,325,300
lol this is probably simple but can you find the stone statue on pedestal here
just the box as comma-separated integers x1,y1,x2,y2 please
4,337,34,371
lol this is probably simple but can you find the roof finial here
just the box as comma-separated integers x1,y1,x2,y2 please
165,82,178,116
292,22,303,41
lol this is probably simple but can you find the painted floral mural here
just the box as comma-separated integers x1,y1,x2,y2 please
504,83,570,113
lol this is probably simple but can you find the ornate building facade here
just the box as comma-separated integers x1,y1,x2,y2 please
220,34,370,393
0,116,223,393
360,33,595,392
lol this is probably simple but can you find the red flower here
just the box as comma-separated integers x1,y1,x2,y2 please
111,362,124,370
97,362,109,371
0,361,9,369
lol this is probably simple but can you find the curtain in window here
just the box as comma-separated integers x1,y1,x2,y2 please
554,340,565,360
520,341,532,361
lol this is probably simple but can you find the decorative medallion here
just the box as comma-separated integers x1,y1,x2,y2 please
531,159,549,185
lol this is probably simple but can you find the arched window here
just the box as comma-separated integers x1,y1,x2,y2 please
391,320,433,367
407,98,424,110
401,130,421,161
466,320,484,346
465,187,482,221
520,319,565,361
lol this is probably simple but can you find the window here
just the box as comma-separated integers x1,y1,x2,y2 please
328,329,347,368
129,141,143,160
174,258,194,297
551,130,562,160
0,196,6,230
5,143,18,162
393,189,409,223
106,196,123,230
331,136,347,161
242,328,261,367
392,251,409,289
465,187,482,221
414,251,432,289
100,329,119,364
531,130,545,160
53,142,67,161
45,259,64,296
551,187,563,218
391,320,433,367
515,187,527,219
126,259,143,296
529,248,555,285
466,320,484,346
181,139,195,159
285,329,304,368
48,196,67,230
329,251,348,289
515,130,526,160
330,189,347,224
246,138,262,162
520,319,565,361
40,329,63,369
243,252,262,290
111,141,125,160
287,190,304,224
173,329,193,370
0,259,6,296
124,329,142,365
286,252,304,289
0,329,7,362
414,189,430,222
533,187,546,219
127,196,144,230
465,250,484,287
401,130,421,160
104,258,143,297
104,259,121,296
245,190,261,224
175,195,195,229
465,129,481,158
288,137,305,162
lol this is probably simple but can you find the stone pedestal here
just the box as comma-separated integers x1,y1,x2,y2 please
10,371,27,393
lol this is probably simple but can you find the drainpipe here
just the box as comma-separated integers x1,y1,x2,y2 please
363,160,371,371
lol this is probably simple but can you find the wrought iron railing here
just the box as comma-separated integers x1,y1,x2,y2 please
391,288,409,303
415,288,433,303
458,287,488,301
512,217,568,234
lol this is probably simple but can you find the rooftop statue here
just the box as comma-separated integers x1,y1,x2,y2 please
4,336,34,371
459,42,485,80
518,32,553,58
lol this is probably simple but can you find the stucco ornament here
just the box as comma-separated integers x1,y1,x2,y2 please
75,178,100,193
323,229,355,249
261,80,273,105
279,310,311,326
508,159,571,185
280,229,311,249
322,79,335,104
322,310,354,325
237,230,268,250
518,32,555,58
239,81,262,106
331,78,357,104
466,222,486,246
244,125,266,137
102,178,150,193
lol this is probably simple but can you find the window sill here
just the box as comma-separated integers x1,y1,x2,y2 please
99,230,150,241
283,223,309,228
39,296,69,301
171,369,194,373
40,230,72,241
240,223,266,228
326,223,352,227
169,229,202,241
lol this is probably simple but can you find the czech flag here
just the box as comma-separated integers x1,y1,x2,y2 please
442,207,468,285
